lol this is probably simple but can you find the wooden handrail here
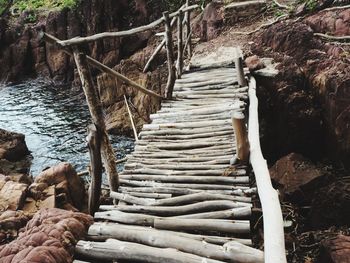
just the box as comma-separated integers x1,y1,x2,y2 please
248,76,287,263
57,4,199,47
163,11,176,99
42,33,165,101
176,9,184,78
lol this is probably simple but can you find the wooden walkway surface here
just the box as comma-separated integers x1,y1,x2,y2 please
74,54,262,263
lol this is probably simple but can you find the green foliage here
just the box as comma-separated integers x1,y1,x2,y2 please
13,0,79,12
0,0,10,15
297,0,318,11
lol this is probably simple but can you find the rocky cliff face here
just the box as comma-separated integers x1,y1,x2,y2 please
0,0,162,83
251,9,350,166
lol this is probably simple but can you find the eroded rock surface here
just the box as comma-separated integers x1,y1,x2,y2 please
309,180,350,229
0,0,165,83
0,208,93,263
34,162,85,210
318,234,350,263
269,153,328,204
252,13,350,165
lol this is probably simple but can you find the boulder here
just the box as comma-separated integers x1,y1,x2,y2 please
0,181,28,211
305,9,350,36
0,211,30,243
0,208,93,263
309,181,350,229
318,235,350,263
245,55,265,71
269,153,328,204
0,129,29,162
34,163,85,210
201,1,224,41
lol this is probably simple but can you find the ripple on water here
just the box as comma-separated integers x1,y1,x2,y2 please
0,78,135,177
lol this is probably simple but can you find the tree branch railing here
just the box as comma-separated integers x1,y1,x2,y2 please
41,2,199,214
233,48,287,262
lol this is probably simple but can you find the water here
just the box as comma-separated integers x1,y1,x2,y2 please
0,78,134,176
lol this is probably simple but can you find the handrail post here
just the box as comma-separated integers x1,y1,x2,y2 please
163,11,176,99
73,49,119,192
185,0,192,58
176,9,184,78
87,124,102,216
231,48,249,165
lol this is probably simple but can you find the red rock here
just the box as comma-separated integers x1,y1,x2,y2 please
0,181,28,210
245,55,265,71
0,208,93,263
318,235,350,263
269,153,327,203
0,129,29,162
35,163,84,210
309,181,350,229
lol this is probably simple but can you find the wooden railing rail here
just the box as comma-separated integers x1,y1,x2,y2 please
41,3,199,214
57,4,199,47
232,47,287,262
43,33,165,101
248,78,287,262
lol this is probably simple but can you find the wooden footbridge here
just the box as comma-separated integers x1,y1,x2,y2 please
43,2,287,263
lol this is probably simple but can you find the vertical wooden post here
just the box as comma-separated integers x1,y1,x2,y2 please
234,48,247,87
201,20,207,41
87,124,102,215
232,112,250,164
231,48,249,165
186,0,192,58
73,50,119,192
176,10,184,78
163,11,176,99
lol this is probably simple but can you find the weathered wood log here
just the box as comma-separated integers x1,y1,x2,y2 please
176,9,184,78
122,191,172,199
164,11,176,99
95,210,158,226
143,4,185,73
248,76,287,262
58,4,199,46
87,124,102,215
223,241,264,263
136,135,234,144
141,130,233,140
175,207,251,219
124,162,232,171
76,239,225,263
127,156,231,164
111,191,251,206
120,168,236,177
89,222,253,246
154,218,250,235
119,180,249,191
100,200,251,216
119,186,252,197
143,119,231,130
234,48,247,87
86,223,262,263
73,50,118,192
119,175,249,185
232,111,250,164
124,95,139,141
